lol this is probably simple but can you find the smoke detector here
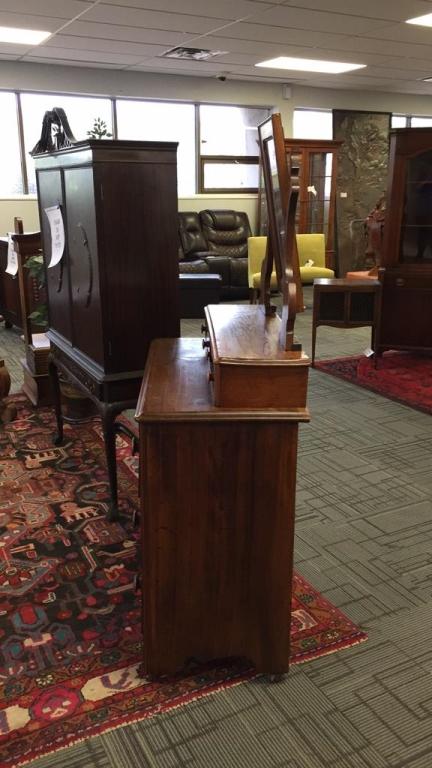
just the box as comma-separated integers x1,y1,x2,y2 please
162,46,227,61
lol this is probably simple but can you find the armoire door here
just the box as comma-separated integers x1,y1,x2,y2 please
37,169,73,343
64,167,104,366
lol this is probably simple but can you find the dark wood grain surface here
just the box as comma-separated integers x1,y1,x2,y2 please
204,304,310,409
137,335,308,676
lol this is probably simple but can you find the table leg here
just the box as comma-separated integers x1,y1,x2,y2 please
49,358,64,445
311,321,317,366
100,403,119,521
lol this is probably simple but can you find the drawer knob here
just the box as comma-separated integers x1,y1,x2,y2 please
396,278,405,287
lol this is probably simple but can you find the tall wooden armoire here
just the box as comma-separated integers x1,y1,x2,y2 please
375,128,432,356
34,140,180,516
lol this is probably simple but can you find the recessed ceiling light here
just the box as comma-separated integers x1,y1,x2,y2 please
0,26,50,45
406,13,432,27
255,56,366,74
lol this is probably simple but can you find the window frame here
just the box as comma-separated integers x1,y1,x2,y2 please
198,102,271,194
199,155,260,194
0,88,271,198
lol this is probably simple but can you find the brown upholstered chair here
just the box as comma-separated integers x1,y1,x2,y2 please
199,209,251,299
178,210,251,299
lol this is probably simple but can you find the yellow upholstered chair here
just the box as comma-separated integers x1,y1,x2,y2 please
297,233,335,284
247,236,278,303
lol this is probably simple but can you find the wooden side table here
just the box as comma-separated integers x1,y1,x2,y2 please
312,278,380,364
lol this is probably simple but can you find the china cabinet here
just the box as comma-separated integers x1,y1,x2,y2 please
284,139,342,270
375,128,432,356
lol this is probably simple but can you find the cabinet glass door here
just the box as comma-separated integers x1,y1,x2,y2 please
400,149,432,263
307,152,333,238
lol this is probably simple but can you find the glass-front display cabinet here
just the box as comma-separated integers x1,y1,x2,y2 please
284,139,343,270
375,128,432,356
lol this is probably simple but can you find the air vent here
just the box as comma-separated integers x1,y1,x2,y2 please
162,46,227,61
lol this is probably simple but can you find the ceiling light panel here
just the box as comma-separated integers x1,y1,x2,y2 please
0,26,50,45
406,13,432,27
256,56,366,74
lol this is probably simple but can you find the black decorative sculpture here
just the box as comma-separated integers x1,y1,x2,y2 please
30,107,77,155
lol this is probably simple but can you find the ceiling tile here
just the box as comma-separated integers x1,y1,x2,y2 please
360,22,432,45
24,56,123,68
282,0,432,23
0,1,92,19
383,56,432,71
100,0,273,20
45,34,168,58
63,20,192,46
24,46,143,65
331,34,432,58
79,4,229,34
240,6,395,35
212,22,350,48
0,41,34,55
0,12,64,30
199,33,398,67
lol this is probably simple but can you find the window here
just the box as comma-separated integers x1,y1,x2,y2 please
116,100,195,197
293,109,332,140
200,157,260,193
199,104,269,192
392,114,408,128
411,116,432,127
391,114,432,128
0,92,24,195
21,93,112,193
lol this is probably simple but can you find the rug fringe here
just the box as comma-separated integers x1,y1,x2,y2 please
6,673,251,768
6,632,369,768
291,632,368,665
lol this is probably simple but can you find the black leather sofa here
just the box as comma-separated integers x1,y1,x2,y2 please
178,209,251,300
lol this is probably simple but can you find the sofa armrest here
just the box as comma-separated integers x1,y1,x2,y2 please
203,255,231,285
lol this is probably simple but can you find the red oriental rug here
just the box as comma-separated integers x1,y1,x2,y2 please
0,395,367,768
315,352,432,415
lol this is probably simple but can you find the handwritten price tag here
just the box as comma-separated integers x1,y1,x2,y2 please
44,205,65,268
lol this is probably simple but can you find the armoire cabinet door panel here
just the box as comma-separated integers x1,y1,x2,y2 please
64,168,104,365
95,161,179,373
36,169,72,342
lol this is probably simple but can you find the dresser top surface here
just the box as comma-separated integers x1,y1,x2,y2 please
205,304,309,365
135,337,309,423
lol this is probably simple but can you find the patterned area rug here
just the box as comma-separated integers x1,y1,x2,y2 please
315,352,432,415
0,396,367,768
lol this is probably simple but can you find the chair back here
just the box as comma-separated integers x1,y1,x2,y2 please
296,234,326,268
178,212,208,260
200,210,251,258
247,236,268,288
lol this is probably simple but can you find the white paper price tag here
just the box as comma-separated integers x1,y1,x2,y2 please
45,205,65,268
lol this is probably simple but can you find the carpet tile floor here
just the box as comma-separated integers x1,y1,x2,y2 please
1,286,431,768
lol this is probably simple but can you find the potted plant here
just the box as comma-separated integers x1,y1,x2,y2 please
87,117,112,140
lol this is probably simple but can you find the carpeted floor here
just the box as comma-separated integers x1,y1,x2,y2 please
0,395,366,768
315,351,432,415
1,287,432,768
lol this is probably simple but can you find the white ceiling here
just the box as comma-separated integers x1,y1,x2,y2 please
3,0,432,94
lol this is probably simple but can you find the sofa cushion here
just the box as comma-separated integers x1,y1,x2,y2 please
300,266,335,284
179,259,210,274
